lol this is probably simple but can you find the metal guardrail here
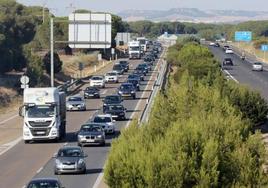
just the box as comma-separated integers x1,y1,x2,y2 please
57,78,82,94
139,58,168,124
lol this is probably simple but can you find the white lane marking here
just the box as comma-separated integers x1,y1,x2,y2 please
101,90,107,95
223,70,239,83
36,167,43,174
0,136,22,156
0,114,19,125
92,171,104,188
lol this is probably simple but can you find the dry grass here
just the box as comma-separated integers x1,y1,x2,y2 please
61,52,99,77
0,87,21,114
233,42,268,63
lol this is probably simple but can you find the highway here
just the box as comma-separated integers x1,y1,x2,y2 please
208,45,268,101
0,55,163,188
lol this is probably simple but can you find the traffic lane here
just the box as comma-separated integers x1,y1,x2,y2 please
209,46,268,99
33,64,157,188
0,59,142,188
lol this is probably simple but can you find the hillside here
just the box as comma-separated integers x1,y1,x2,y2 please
118,8,268,23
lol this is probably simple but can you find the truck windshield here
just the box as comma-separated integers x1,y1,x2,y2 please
27,105,55,118
130,47,140,51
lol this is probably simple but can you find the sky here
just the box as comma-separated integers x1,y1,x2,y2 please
17,0,268,16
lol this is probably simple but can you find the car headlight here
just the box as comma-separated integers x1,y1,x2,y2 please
119,91,123,94
131,91,135,94
55,159,62,166
78,159,84,165
78,134,84,138
97,135,103,138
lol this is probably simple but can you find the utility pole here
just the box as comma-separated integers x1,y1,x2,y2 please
50,17,54,87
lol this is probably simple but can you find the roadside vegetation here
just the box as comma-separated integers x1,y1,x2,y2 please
104,37,268,187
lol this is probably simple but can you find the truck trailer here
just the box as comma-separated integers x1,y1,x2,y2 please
128,40,141,59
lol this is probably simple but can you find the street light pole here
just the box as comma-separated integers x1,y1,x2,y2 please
50,17,54,87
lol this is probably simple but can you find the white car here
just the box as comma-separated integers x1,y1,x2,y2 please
252,62,263,71
209,42,216,46
92,114,116,134
90,75,105,88
105,71,119,83
225,48,234,54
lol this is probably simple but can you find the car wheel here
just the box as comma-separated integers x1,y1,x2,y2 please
24,140,30,144
133,95,136,99
101,141,106,146
82,168,87,174
54,170,59,175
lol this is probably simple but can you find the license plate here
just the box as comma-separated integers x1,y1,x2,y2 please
36,131,45,135
86,139,95,143
112,115,118,118
63,165,75,169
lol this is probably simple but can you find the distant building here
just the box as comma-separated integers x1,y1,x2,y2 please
157,32,178,46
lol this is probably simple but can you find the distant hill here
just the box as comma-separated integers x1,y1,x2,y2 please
118,8,268,23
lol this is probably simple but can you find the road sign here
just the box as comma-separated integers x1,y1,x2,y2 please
20,75,29,85
261,44,268,51
68,13,112,49
21,84,29,89
235,31,252,42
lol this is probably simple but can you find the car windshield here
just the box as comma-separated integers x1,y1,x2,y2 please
107,72,117,76
108,105,124,111
27,105,55,118
93,116,112,123
254,62,262,65
92,77,102,80
113,65,122,70
119,61,127,64
58,148,83,157
130,47,140,51
105,96,120,102
85,87,96,91
27,181,60,188
120,84,133,90
80,125,102,132
128,75,138,79
68,97,82,102
225,58,232,61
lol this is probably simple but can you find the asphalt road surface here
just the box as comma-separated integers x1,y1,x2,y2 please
209,45,268,101
0,57,162,188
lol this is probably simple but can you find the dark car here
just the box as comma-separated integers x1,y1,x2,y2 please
118,60,129,72
133,69,145,81
215,42,220,47
128,74,141,81
84,87,100,99
54,146,87,174
127,79,140,91
113,64,125,75
26,178,64,188
103,95,123,112
118,83,136,99
103,104,127,120
77,123,105,146
222,58,233,66
135,66,147,76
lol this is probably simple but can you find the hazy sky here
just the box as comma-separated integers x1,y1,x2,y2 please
18,0,268,16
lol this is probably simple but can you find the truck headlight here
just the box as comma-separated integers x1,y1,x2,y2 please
24,130,30,136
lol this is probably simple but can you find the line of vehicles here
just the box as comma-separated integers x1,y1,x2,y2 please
21,42,162,188
210,41,264,71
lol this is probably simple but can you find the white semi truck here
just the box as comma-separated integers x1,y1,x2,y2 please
19,88,66,143
136,37,148,54
128,40,141,59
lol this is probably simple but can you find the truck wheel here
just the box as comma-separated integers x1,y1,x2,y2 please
24,140,29,144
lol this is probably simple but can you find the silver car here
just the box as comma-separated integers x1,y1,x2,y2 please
54,146,87,175
77,123,106,146
92,114,116,134
66,96,86,111
252,62,263,71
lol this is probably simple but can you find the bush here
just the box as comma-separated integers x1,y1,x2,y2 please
43,51,63,74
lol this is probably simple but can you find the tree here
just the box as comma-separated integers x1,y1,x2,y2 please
43,51,63,74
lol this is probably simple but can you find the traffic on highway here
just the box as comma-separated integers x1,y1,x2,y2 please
0,41,165,188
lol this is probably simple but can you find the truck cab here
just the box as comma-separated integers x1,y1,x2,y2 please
19,88,66,143
128,41,141,59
